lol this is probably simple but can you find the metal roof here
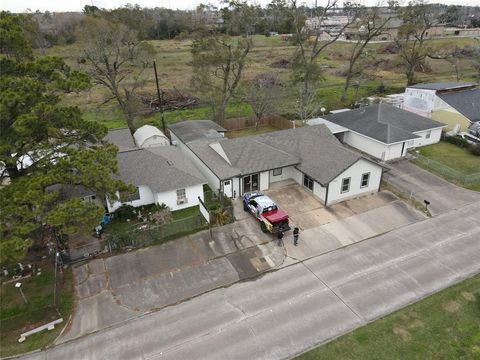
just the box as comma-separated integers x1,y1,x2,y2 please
408,82,477,91
133,125,168,147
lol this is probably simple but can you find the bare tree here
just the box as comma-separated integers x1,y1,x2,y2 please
78,17,155,133
294,85,324,123
191,31,251,124
244,73,281,130
341,3,397,102
396,0,436,86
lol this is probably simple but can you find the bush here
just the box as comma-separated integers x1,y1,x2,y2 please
443,135,470,148
469,143,480,156
113,204,136,221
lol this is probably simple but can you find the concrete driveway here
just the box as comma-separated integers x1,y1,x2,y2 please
21,200,480,360
265,180,407,230
384,160,480,216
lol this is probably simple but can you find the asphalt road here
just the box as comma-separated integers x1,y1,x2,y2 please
18,200,480,360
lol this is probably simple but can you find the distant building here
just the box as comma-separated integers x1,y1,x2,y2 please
403,82,479,131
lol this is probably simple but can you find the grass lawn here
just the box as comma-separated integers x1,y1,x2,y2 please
226,125,280,138
297,275,480,360
415,142,480,192
0,261,74,358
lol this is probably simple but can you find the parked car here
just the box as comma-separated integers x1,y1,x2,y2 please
243,192,290,233
469,122,480,137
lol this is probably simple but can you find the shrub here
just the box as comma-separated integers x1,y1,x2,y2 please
443,136,470,148
469,143,480,156
113,204,136,221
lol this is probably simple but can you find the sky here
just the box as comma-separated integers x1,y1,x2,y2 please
1,0,480,13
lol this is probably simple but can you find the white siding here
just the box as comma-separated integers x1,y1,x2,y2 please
409,128,443,148
327,159,382,205
107,185,155,212
343,132,405,161
269,166,294,183
156,184,204,211
260,171,269,191
232,177,240,198
313,181,327,203
403,88,436,116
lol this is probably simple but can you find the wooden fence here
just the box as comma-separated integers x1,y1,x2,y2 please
221,115,293,131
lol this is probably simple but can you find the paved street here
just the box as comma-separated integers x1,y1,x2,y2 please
18,200,480,360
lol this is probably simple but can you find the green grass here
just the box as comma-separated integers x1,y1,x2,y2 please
0,262,74,357
415,142,480,192
418,142,480,175
171,205,201,220
296,275,480,360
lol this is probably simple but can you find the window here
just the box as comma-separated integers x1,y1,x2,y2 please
425,131,431,139
361,173,370,188
120,187,140,202
303,174,314,191
176,188,187,204
341,177,350,193
273,168,282,176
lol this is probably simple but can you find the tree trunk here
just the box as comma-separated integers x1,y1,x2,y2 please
341,73,352,102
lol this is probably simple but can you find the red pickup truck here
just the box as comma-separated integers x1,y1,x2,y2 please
243,192,290,233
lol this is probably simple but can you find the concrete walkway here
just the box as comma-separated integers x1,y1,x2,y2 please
18,200,480,360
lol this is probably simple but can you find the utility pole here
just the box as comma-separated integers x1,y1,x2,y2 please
153,60,168,139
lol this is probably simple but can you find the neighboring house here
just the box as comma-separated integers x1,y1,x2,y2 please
403,82,479,131
47,183,103,208
107,147,206,213
171,121,383,206
104,128,136,151
133,125,170,148
319,104,445,161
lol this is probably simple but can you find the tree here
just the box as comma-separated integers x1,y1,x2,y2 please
191,31,251,123
290,0,359,119
396,1,436,86
244,73,281,130
0,12,128,264
341,3,397,102
78,17,155,134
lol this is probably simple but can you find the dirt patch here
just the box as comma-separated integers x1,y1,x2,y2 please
408,319,424,329
462,292,476,302
393,326,411,341
443,300,461,313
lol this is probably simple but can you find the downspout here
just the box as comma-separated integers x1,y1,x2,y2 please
325,183,329,207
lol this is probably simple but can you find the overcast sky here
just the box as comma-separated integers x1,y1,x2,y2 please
2,0,480,13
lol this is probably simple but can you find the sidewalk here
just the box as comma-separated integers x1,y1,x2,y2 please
60,195,425,343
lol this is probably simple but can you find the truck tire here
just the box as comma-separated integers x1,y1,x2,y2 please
260,221,268,233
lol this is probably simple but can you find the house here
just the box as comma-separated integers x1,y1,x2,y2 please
107,147,206,213
403,82,479,131
319,104,445,161
133,125,170,148
170,121,384,206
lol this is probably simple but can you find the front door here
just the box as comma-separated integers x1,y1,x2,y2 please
222,179,233,198
243,173,259,194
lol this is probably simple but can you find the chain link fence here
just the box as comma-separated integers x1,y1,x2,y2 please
413,154,480,185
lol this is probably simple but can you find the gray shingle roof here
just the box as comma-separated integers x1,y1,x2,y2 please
325,104,445,144
438,89,480,122
188,124,366,185
168,120,227,144
104,128,136,151
116,147,206,193
408,82,477,91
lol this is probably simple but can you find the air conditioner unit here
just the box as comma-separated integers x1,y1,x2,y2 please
177,198,187,205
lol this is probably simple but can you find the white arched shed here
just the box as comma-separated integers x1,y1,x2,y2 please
133,125,170,148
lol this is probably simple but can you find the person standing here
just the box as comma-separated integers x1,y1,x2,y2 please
277,228,284,246
293,227,299,246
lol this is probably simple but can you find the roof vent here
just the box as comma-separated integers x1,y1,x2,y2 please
167,160,174,166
